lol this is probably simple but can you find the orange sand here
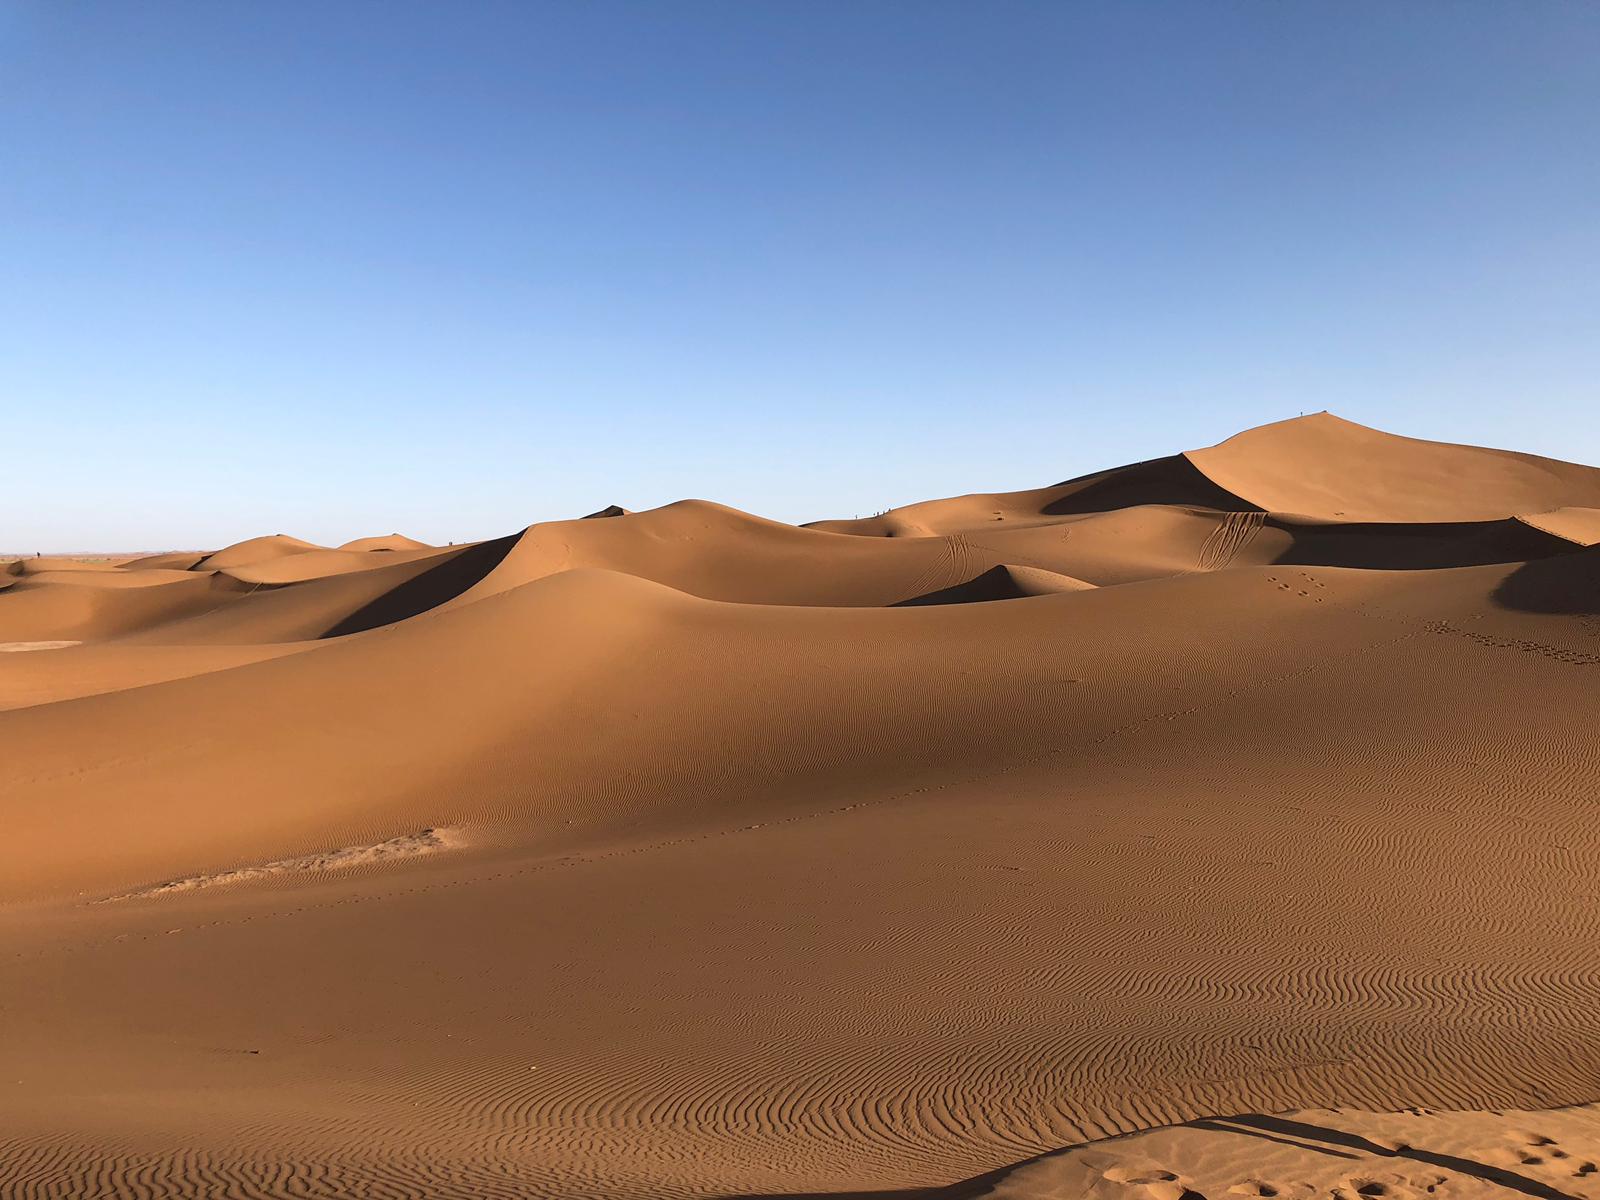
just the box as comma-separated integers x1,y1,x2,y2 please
4,414,1599,1198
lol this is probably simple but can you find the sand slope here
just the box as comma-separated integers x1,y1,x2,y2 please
963,1106,1600,1200
3,415,1600,1198
1185,412,1600,522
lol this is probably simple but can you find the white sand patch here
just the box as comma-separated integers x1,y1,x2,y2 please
104,828,458,901
0,641,82,652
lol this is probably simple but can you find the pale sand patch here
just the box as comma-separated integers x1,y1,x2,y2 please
0,641,82,652
982,1105,1600,1199
103,829,458,901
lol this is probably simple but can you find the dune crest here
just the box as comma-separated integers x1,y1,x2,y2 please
194,533,327,570
1185,412,1600,522
337,533,435,553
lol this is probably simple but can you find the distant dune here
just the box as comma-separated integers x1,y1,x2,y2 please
4,415,1600,1198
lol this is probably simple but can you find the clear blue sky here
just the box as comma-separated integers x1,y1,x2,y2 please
4,1,1597,549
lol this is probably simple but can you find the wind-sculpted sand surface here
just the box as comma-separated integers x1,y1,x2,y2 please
3,414,1599,1197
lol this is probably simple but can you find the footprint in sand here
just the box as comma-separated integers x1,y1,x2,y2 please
1103,1166,1180,1185
1102,1165,1208,1200
1495,1142,1552,1167
1344,1180,1416,1200
1227,1181,1278,1197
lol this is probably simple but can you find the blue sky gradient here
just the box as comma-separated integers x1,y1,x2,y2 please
4,1,1597,548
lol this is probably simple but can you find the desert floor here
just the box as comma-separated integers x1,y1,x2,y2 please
4,413,1599,1198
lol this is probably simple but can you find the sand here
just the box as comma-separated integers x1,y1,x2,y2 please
3,414,1599,1198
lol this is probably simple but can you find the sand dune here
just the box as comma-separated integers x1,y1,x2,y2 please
118,550,212,571
1186,412,1600,522
4,415,1600,1198
897,562,1097,605
5,555,122,575
0,571,237,642
1518,506,1600,547
9,566,202,588
337,533,436,553
807,453,1253,537
194,533,328,570
215,544,445,585
814,413,1600,535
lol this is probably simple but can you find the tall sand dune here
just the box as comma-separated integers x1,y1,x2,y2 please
194,533,327,570
336,533,436,553
1185,412,1600,522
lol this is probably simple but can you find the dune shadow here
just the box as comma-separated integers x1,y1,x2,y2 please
895,564,1091,607
895,565,1030,607
1042,455,1255,517
1492,546,1600,615
1187,1117,1358,1158
320,532,522,638
1272,518,1576,571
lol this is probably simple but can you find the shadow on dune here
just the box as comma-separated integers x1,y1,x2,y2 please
1043,455,1255,517
1493,545,1600,615
895,566,1037,607
895,564,1092,607
715,1113,1583,1200
1272,518,1575,571
320,531,522,638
